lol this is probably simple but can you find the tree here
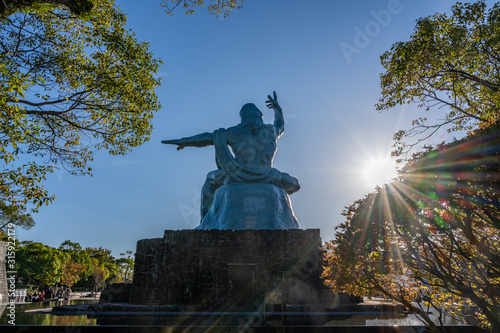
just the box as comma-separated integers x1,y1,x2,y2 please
72,245,120,290
0,0,94,19
16,241,68,286
161,0,244,17
60,260,87,288
323,123,500,331
0,201,34,233
91,264,108,297
326,2,500,330
59,239,83,253
115,250,134,283
13,238,129,293
58,240,96,284
376,1,500,156
0,0,162,227
86,246,114,264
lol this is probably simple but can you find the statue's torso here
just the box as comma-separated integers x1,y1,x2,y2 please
226,124,277,170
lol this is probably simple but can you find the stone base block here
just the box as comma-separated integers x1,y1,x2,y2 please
100,283,132,303
129,229,334,310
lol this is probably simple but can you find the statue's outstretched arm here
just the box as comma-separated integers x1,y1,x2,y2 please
162,132,214,150
266,91,284,137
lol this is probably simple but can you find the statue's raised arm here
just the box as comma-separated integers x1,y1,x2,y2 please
266,91,284,138
161,132,214,150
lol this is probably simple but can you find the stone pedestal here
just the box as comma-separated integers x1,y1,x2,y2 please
198,183,299,230
0,241,8,304
127,229,333,310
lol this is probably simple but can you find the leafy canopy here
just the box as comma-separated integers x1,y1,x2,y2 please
377,0,500,155
60,260,87,288
324,123,500,331
116,250,134,282
0,201,34,232
15,239,134,290
161,0,244,17
326,2,500,331
0,0,94,19
0,0,162,226
16,241,69,286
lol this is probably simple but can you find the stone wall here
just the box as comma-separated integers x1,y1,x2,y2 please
0,241,8,304
100,283,133,303
129,229,333,310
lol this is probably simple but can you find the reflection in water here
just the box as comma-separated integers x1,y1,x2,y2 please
326,312,461,326
0,304,7,322
0,300,466,327
0,300,96,326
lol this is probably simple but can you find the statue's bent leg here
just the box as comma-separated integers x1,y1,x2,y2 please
278,172,301,195
201,170,226,220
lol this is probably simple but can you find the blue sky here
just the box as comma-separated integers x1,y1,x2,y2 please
18,0,475,256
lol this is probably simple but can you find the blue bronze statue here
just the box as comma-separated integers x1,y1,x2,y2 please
162,92,300,229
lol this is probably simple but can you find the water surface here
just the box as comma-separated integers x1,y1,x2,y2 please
0,300,97,326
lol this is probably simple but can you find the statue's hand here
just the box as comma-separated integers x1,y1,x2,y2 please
266,91,281,110
161,139,185,150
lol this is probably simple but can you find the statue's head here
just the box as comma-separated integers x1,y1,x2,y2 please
240,103,263,122
239,103,264,133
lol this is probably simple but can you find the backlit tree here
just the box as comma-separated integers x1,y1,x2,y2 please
377,1,500,156
324,123,500,331
0,0,161,228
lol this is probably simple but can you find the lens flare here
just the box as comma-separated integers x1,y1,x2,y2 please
363,158,397,188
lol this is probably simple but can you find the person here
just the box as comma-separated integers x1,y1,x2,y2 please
64,287,71,300
57,286,64,299
162,92,300,219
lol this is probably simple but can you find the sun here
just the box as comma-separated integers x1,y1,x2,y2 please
362,158,398,189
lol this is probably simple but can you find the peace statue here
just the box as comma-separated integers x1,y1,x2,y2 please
162,92,300,229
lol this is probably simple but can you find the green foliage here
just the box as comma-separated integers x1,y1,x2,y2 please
377,0,500,156
16,241,69,286
86,246,115,263
0,201,34,233
116,250,134,282
360,6,500,327
14,239,133,291
324,123,500,331
0,0,94,20
91,265,108,293
161,0,244,17
59,239,83,253
59,239,94,282
72,246,118,288
0,0,162,227
60,260,87,287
